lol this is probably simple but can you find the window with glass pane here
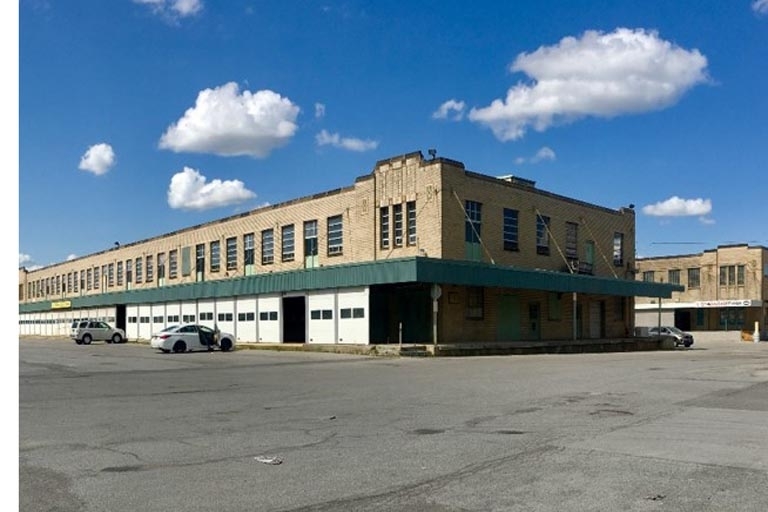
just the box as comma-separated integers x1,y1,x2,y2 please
536,214,550,255
244,233,255,265
262,229,274,264
126,260,132,283
67,272,72,292
719,266,727,285
465,201,482,243
74,271,79,292
282,224,295,262
94,266,100,288
169,250,177,278
210,241,220,272
393,204,403,246
737,265,745,285
565,222,578,260
145,256,153,282
191,245,203,276
406,201,416,245
226,237,237,270
668,269,680,284
687,267,700,288
135,258,143,283
728,265,735,285
108,263,114,286
380,206,390,249
466,287,484,319
87,268,92,289
643,271,655,282
327,215,343,255
304,220,318,256
157,253,166,279
503,208,519,251
613,233,624,266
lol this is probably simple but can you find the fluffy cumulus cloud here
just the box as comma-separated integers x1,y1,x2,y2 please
19,253,32,266
432,99,466,121
67,254,77,261
78,143,116,175
642,196,712,217
134,0,202,18
315,103,326,119
469,28,709,141
753,0,768,14
515,146,556,165
315,129,378,152
159,82,300,158
167,167,256,211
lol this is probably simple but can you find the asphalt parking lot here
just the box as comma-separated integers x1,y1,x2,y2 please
19,337,768,512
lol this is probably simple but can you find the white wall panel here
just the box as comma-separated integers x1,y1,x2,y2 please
138,305,152,340
165,303,181,326
198,299,216,330
236,297,257,343
151,304,167,335
257,295,281,342
126,305,140,340
216,298,236,336
336,287,369,345
307,292,336,344
181,302,197,324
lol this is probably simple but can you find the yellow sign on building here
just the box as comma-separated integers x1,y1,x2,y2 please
51,300,72,309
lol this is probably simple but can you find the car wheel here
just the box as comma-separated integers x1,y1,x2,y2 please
111,333,123,344
172,340,186,353
82,334,92,345
220,338,233,352
684,341,692,348
160,349,170,354
75,339,83,345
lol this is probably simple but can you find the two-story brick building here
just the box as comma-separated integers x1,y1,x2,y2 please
635,244,768,339
19,151,679,345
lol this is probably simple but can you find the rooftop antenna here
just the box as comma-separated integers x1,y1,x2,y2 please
428,148,437,160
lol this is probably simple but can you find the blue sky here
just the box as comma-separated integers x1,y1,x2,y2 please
18,0,768,269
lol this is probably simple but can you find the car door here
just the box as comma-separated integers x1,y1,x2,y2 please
88,321,107,341
178,325,201,349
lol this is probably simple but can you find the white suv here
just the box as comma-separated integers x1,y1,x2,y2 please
71,320,126,345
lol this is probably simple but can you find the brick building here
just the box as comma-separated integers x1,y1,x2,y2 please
19,151,678,345
635,244,768,338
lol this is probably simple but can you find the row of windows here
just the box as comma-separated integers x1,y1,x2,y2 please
124,308,366,324
461,201,625,266
24,214,355,300
642,265,747,287
379,202,417,249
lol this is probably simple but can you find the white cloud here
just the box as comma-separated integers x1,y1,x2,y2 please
167,167,256,211
469,28,709,141
432,99,466,121
515,146,557,165
66,254,77,261
753,0,768,14
315,103,326,119
159,82,300,158
19,253,32,266
642,196,712,217
134,0,202,18
78,143,116,175
316,129,378,152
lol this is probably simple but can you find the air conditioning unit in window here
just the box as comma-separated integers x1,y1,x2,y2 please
329,246,343,255
394,236,403,246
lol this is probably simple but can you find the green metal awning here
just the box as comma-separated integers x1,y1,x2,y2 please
19,257,682,314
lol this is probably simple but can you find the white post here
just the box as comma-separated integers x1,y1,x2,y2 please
754,321,760,344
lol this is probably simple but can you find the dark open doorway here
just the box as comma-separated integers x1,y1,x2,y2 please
115,304,126,332
282,296,306,343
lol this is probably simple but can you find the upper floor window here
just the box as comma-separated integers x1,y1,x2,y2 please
262,229,274,265
126,259,133,283
226,237,237,271
195,244,205,273
282,224,295,262
536,214,550,255
465,201,482,243
393,204,403,247
328,215,343,255
380,206,390,249
643,271,655,282
135,257,143,283
304,220,318,256
565,222,578,260
503,208,519,251
668,269,680,285
146,255,154,282
94,266,100,288
210,241,220,272
613,233,624,266
244,233,255,266
169,250,177,279
406,201,417,246
688,267,700,288
117,261,123,286
108,263,114,287
737,265,745,285
157,253,166,279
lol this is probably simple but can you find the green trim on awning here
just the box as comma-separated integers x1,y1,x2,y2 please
19,257,681,314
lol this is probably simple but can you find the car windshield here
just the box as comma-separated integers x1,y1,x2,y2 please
667,326,684,335
162,325,179,332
